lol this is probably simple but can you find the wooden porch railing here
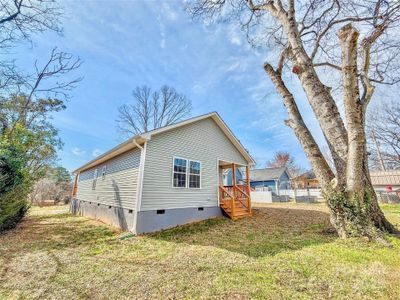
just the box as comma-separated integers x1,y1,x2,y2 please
219,185,251,219
219,163,252,219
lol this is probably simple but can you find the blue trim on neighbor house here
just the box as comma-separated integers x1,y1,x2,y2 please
250,180,277,190
250,171,291,191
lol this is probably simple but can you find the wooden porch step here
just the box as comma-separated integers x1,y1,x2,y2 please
220,206,250,213
233,211,251,218
222,209,250,215
231,210,252,219
220,204,248,210
220,205,248,211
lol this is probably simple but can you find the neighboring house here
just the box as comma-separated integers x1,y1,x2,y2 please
370,170,400,194
292,170,320,189
291,169,400,194
249,167,291,194
71,112,255,234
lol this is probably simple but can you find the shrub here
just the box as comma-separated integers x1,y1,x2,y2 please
0,140,31,232
0,184,30,232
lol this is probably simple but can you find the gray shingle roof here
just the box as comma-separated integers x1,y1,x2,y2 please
370,170,400,186
250,167,288,181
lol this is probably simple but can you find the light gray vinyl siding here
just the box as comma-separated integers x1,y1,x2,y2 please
140,118,247,211
76,148,141,210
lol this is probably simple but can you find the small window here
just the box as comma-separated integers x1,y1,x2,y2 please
92,169,98,190
156,209,165,215
173,158,187,188
189,160,201,189
101,165,107,180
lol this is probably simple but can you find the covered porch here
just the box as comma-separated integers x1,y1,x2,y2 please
218,160,252,219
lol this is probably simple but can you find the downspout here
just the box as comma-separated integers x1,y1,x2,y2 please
70,172,80,214
131,138,147,234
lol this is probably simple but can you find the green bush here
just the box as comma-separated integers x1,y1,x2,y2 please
0,139,31,233
0,184,30,232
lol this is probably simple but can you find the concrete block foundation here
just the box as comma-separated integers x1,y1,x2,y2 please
70,199,134,230
70,199,223,233
136,206,222,234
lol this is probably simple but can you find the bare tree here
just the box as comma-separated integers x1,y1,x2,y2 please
29,177,72,205
117,85,192,136
188,0,400,240
0,49,82,132
266,151,301,177
367,100,400,170
0,1,82,134
0,0,62,46
0,0,64,90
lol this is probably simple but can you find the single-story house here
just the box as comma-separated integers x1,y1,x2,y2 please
289,170,400,194
71,112,255,234
370,170,400,194
292,170,320,189
249,167,291,193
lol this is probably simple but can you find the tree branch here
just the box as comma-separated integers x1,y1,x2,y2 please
264,62,334,186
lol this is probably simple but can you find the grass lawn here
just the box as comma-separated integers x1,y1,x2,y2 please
0,203,399,299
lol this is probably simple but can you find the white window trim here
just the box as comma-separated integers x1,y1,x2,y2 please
172,156,188,189
171,156,202,189
92,168,98,190
188,159,202,189
101,165,107,180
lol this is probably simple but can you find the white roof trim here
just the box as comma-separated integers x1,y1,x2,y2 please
73,112,255,173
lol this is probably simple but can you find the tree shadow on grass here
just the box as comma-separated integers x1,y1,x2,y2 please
112,179,128,231
0,213,118,260
149,207,337,258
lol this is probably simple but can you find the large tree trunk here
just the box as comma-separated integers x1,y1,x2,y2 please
263,63,334,187
264,22,397,240
259,3,397,240
323,24,397,239
278,9,349,179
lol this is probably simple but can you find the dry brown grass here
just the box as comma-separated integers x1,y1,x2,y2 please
0,203,399,299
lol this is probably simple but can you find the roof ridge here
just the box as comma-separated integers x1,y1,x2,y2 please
137,111,217,136
74,111,254,172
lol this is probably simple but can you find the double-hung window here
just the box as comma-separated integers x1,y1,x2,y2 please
92,169,98,190
189,160,201,188
172,157,201,189
101,165,107,180
173,158,187,188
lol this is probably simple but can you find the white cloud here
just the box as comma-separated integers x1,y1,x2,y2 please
160,36,166,49
224,60,248,73
92,149,102,157
229,31,242,46
72,147,86,157
157,15,166,49
162,2,178,21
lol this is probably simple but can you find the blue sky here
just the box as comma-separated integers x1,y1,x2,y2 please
15,0,325,172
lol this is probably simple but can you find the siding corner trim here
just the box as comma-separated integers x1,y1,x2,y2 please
131,140,147,234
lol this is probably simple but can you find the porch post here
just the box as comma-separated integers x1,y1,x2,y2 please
231,163,236,216
71,173,79,198
246,165,251,212
232,163,236,187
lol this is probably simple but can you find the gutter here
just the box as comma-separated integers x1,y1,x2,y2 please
131,138,148,234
